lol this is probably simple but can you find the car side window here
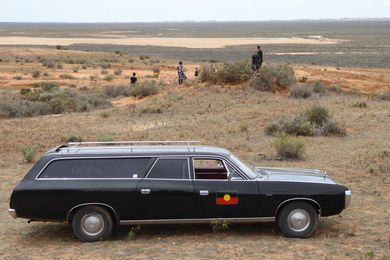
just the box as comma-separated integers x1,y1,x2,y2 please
146,158,189,179
193,158,228,180
39,158,153,179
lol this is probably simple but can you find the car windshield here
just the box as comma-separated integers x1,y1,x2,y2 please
229,154,257,179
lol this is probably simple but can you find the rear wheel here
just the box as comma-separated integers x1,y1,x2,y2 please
72,206,113,242
277,201,318,238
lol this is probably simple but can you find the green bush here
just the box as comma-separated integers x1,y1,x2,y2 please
32,70,40,78
210,220,230,233
322,120,347,137
21,145,37,163
104,74,114,82
305,106,329,126
352,101,368,108
216,60,251,84
152,67,160,78
130,81,159,97
200,63,216,82
59,74,75,79
273,135,305,159
251,64,295,91
312,81,326,94
101,63,112,69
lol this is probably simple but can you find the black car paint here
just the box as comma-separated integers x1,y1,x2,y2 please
9,150,348,224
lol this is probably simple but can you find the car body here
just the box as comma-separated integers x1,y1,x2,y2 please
9,141,351,242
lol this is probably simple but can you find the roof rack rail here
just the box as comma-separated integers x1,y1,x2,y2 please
66,141,201,148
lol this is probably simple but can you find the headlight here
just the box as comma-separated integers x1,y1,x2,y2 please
345,190,352,208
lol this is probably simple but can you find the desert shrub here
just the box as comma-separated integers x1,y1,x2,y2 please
251,64,295,91
101,63,112,69
322,120,347,137
200,63,216,82
62,134,83,143
210,220,230,233
20,88,31,96
99,111,111,118
216,60,251,84
0,100,51,118
32,82,59,92
32,70,40,78
273,135,305,159
97,133,115,142
312,81,326,94
379,92,390,101
45,62,55,69
43,71,49,77
290,85,313,99
59,74,75,79
114,68,123,76
104,85,131,97
305,106,329,126
139,55,149,60
13,75,23,80
72,66,80,73
104,74,114,82
127,225,141,240
89,75,98,81
130,81,158,97
57,64,64,69
101,69,109,75
352,101,368,108
21,145,37,163
152,67,160,77
128,58,135,63
265,106,344,137
298,76,308,83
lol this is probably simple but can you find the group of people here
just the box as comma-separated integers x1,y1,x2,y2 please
130,45,263,85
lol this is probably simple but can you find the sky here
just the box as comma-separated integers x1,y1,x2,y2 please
0,0,389,22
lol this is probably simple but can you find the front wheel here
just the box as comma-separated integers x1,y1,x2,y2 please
72,206,114,242
277,201,318,238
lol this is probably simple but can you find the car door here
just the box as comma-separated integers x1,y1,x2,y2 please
134,157,196,220
192,157,260,219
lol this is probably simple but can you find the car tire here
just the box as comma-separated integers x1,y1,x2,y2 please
72,206,114,242
277,201,318,238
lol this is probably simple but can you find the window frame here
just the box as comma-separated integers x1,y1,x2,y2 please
192,156,248,181
144,157,191,181
35,156,156,180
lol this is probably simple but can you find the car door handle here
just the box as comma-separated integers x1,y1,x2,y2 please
141,189,151,195
199,190,209,196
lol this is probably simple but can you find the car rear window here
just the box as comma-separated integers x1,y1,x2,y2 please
38,158,154,179
146,158,189,179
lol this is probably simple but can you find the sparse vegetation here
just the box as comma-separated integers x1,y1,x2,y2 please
152,67,161,78
290,85,313,98
59,74,75,79
130,80,159,97
32,70,40,78
104,74,114,82
273,134,305,159
127,225,141,240
97,133,115,142
61,134,83,143
352,101,368,108
114,68,123,76
200,63,216,82
104,85,131,97
21,145,37,163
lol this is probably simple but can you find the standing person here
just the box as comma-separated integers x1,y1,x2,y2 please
130,72,137,85
177,61,186,85
257,45,263,68
194,67,199,80
251,50,261,77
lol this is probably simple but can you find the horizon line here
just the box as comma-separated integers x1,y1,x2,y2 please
0,18,389,24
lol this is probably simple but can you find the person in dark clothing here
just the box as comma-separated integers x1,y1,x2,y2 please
177,61,186,85
257,45,263,68
251,50,261,77
130,72,137,84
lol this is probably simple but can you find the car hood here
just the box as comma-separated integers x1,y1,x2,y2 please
254,167,336,184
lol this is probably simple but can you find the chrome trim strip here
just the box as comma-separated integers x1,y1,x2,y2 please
8,209,17,219
119,217,275,225
345,190,352,208
275,198,322,216
67,203,118,222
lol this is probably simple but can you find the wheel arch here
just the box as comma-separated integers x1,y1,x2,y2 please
67,203,119,224
275,198,322,218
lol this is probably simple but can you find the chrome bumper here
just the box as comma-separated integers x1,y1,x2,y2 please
345,190,352,208
8,209,17,218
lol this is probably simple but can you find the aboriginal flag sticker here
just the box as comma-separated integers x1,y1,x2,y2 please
216,192,238,205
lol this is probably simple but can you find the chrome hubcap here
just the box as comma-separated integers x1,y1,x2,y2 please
287,209,310,232
81,214,104,236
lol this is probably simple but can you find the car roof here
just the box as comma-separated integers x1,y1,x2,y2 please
46,145,232,158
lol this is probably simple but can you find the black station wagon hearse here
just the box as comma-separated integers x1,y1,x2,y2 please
9,141,351,242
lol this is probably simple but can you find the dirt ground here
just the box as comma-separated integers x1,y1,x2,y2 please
0,36,339,48
0,48,389,259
